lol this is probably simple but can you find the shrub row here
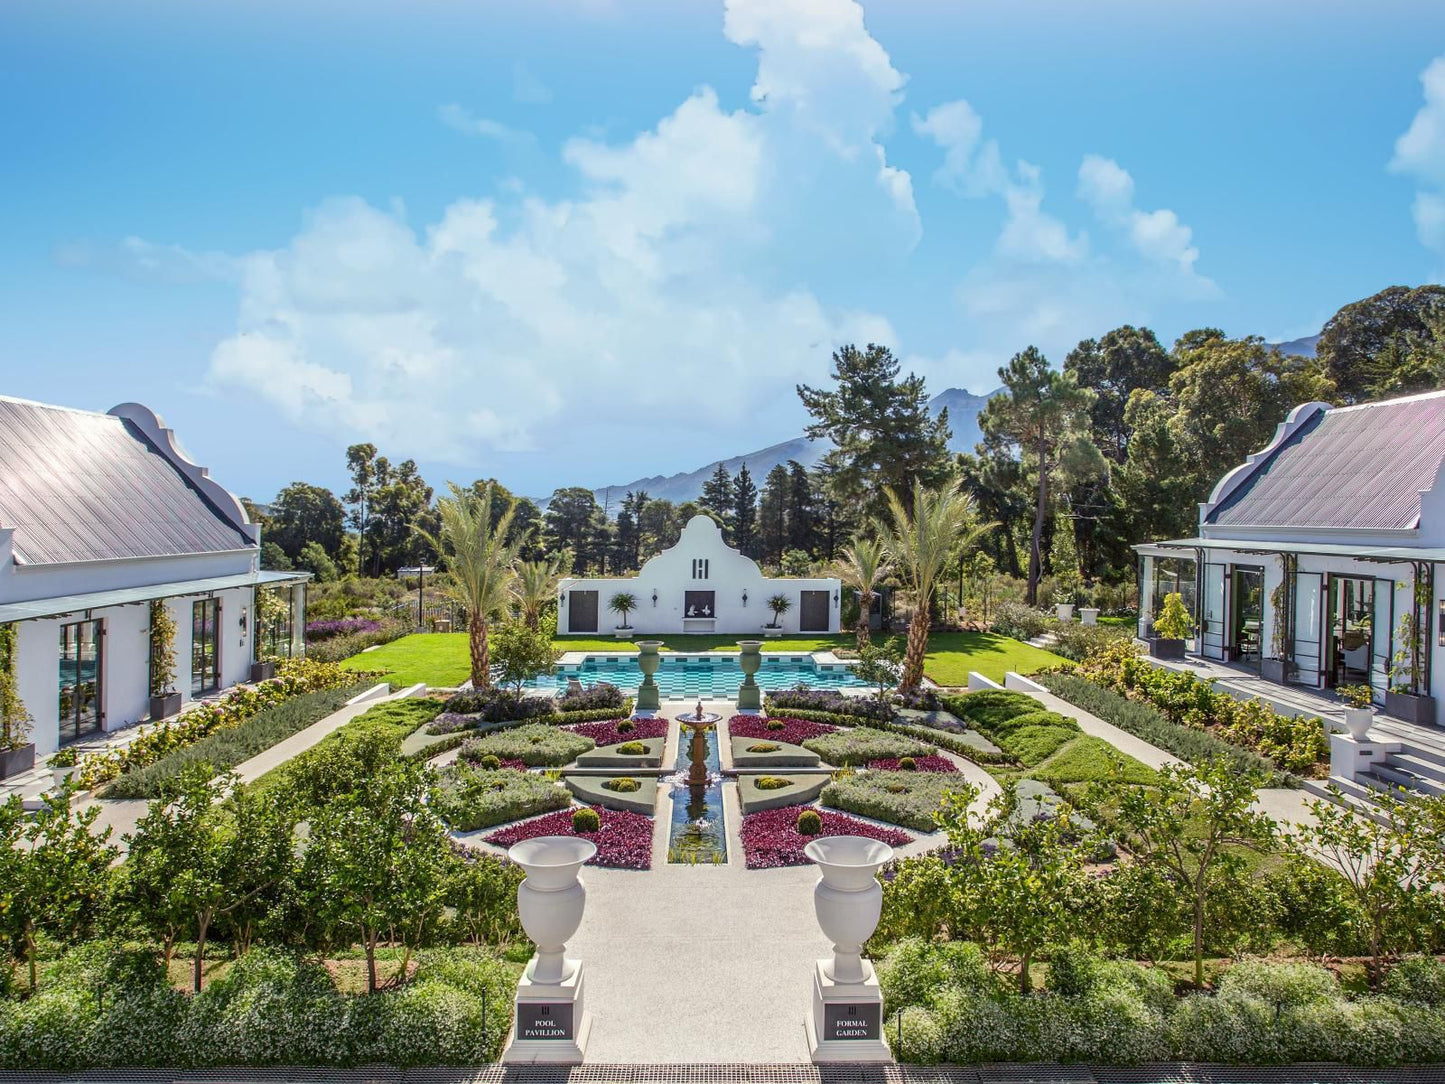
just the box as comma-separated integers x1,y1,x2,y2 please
428,702,633,736
0,944,516,1070
765,688,894,720
1037,671,1291,785
822,770,960,832
305,618,411,663
101,682,372,798
883,942,1445,1066
430,765,571,832
458,723,594,767
73,659,377,790
445,682,628,721
761,705,1017,766
803,728,935,767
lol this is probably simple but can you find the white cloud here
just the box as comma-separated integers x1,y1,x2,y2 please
1393,55,1445,259
200,0,913,466
1077,153,1202,275
512,60,552,105
438,103,535,146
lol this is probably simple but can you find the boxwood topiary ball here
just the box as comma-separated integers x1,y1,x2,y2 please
766,719,787,731
617,719,636,733
898,756,917,771
480,754,502,770
796,809,823,836
616,741,647,755
571,807,601,833
747,742,781,753
604,777,641,792
755,776,790,790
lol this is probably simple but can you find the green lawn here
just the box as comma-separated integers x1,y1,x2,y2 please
342,629,1067,689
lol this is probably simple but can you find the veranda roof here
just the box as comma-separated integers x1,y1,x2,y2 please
1135,537,1445,565
0,570,310,624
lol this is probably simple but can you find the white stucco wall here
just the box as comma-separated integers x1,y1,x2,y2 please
558,515,841,636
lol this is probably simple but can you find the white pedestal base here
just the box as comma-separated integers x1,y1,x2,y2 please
502,959,591,1064
805,960,892,1063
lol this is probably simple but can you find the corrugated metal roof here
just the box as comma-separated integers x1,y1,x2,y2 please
1138,537,1445,563
1206,391,1445,531
0,570,309,623
0,398,253,565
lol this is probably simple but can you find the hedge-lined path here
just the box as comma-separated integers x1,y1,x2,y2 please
1015,685,1321,830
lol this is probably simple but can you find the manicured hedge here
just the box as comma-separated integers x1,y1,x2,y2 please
0,943,517,1070
427,703,634,735
941,689,1040,730
458,723,593,767
430,765,571,832
804,728,934,767
1037,671,1289,785
101,683,372,799
763,706,1016,766
822,770,960,831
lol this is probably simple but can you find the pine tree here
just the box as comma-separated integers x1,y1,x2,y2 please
732,464,759,557
758,465,790,566
700,464,735,542
786,460,816,554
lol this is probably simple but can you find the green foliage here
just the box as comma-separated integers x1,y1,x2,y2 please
1337,683,1374,710
754,776,790,790
1033,735,1159,785
1045,941,1101,997
765,593,792,623
897,756,916,771
1152,592,1193,640
879,938,995,1011
996,723,1077,767
146,602,178,698
803,727,933,767
0,623,30,750
488,620,561,694
603,777,641,793
479,754,501,770
821,769,958,831
430,766,570,832
607,591,639,625
796,809,822,835
296,540,339,582
747,742,781,753
103,683,369,799
615,741,646,756
1385,957,1445,1005
458,723,593,767
984,708,1077,735
945,689,1040,730
571,807,601,833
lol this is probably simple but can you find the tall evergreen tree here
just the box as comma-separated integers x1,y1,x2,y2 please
700,464,735,542
797,343,953,520
786,460,817,554
732,464,759,557
544,487,601,571
758,464,790,566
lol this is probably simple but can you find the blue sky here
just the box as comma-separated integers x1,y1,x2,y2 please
4,0,1445,502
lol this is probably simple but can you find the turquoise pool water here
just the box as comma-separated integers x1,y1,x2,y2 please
530,652,865,699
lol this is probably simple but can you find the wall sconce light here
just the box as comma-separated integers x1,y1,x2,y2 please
833,590,839,605
559,594,567,607
239,607,249,632
652,588,659,607
742,589,749,607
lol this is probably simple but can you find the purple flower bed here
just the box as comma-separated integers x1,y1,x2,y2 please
564,717,668,747
728,714,837,747
740,804,911,869
867,755,959,773
306,618,381,642
557,682,627,712
483,807,653,870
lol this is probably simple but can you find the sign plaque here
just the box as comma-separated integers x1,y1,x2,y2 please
516,1001,575,1042
823,1001,882,1042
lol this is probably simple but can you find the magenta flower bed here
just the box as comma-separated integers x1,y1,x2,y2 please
564,716,669,747
728,714,837,747
740,804,910,869
483,807,654,870
867,755,958,774
306,617,381,641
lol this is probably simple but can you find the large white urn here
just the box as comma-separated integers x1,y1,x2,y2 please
1343,706,1375,741
510,836,596,985
804,835,894,984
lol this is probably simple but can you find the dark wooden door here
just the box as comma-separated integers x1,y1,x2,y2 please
569,590,599,633
800,590,830,633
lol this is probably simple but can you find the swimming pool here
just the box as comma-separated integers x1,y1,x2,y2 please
529,652,866,700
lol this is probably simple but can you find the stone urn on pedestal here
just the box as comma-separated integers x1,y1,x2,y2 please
803,835,895,1063
503,836,597,1064
634,640,662,713
737,640,763,711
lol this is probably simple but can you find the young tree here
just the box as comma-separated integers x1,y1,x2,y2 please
1286,786,1445,987
854,640,904,708
879,478,991,690
490,620,562,695
732,464,759,557
1099,759,1274,987
511,553,570,631
833,535,890,649
417,482,523,690
0,787,117,990
797,343,953,521
303,757,451,992
979,347,1102,605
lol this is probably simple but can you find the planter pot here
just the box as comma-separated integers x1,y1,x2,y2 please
509,836,597,985
1386,690,1439,727
804,835,894,984
1343,706,1375,741
1054,603,1074,622
634,640,662,713
1148,637,1185,661
249,660,276,682
1260,659,1287,684
51,764,75,790
0,742,35,781
149,691,182,720
762,625,783,638
613,626,634,640
1078,607,1099,626
737,640,763,711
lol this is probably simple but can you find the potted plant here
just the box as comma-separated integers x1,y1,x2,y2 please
608,591,639,638
1261,579,1289,684
0,623,35,781
1077,585,1100,627
250,587,286,681
1387,607,1438,725
148,600,183,720
764,593,792,636
1149,592,1193,661
1053,587,1075,623
47,745,77,788
1337,683,1375,740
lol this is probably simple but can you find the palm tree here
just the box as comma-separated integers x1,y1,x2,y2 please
512,553,571,631
833,536,891,651
880,478,992,691
609,591,639,630
416,482,523,691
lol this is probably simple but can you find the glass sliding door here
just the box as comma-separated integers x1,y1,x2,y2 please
1231,567,1264,670
192,598,220,696
1328,575,1374,687
58,620,103,743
